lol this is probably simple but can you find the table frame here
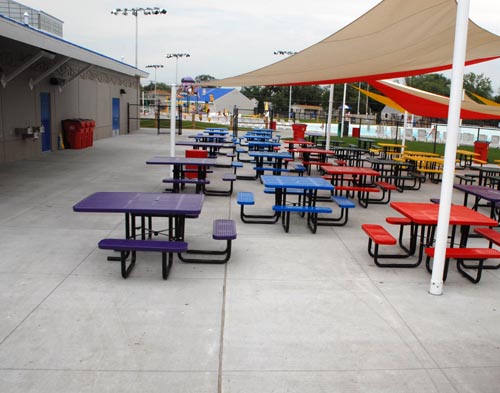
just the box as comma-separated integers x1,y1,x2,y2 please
261,175,334,233
389,202,497,268
146,156,217,193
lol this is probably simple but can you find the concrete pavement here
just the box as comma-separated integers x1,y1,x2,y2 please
0,128,499,392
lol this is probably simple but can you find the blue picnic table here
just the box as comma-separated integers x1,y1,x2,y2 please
239,151,292,180
248,141,281,152
204,129,228,136
261,175,334,233
177,141,224,157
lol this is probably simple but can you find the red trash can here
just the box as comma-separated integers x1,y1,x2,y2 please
270,121,276,130
84,127,92,148
474,141,490,161
88,127,94,147
291,123,307,140
62,119,85,149
352,127,360,138
65,129,84,149
88,120,96,147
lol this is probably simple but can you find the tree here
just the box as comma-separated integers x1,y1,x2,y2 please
240,83,395,118
143,81,155,92
405,74,451,96
240,86,274,113
241,85,345,115
330,83,375,114
463,72,493,100
142,82,170,92
195,74,216,86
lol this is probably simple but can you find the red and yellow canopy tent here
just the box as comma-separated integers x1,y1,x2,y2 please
467,92,500,107
353,85,405,113
365,80,500,120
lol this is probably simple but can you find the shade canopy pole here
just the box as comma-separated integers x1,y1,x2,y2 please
401,111,408,154
429,0,470,296
170,84,177,176
340,83,347,136
326,84,334,148
357,82,361,114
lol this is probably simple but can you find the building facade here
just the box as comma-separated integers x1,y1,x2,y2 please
0,5,147,163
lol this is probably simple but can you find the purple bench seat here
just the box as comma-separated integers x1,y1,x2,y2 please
98,238,188,279
178,219,237,264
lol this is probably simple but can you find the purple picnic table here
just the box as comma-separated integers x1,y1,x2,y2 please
73,192,204,240
454,183,500,219
146,156,217,193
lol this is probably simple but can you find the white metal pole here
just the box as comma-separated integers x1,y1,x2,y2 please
154,69,156,101
341,83,347,136
170,84,177,166
357,82,361,114
175,58,179,84
134,13,138,68
429,0,470,296
402,111,408,154
326,84,334,148
365,84,369,115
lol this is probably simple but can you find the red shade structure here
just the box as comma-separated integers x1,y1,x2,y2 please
369,80,500,119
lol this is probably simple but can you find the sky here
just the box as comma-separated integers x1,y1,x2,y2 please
19,0,500,92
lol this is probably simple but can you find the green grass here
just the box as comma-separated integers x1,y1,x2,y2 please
140,119,217,130
343,137,500,162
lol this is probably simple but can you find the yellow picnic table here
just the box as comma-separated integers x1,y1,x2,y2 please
376,143,406,159
456,149,480,168
403,150,440,157
404,155,445,184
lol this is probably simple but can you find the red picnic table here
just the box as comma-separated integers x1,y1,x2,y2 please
293,147,336,175
320,165,391,207
282,139,314,161
362,202,500,282
390,202,497,265
282,139,314,149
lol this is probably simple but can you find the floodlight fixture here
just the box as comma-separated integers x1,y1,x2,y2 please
146,64,164,105
165,53,191,84
111,7,167,68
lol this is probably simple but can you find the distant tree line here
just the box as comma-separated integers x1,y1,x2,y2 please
405,72,498,101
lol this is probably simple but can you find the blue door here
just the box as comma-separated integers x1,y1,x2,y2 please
40,92,51,151
112,98,120,135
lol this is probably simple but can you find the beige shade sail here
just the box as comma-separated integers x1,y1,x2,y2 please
215,0,500,87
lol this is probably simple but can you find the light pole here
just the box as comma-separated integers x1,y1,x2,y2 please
111,7,167,68
145,64,163,106
274,50,297,121
165,53,191,84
